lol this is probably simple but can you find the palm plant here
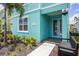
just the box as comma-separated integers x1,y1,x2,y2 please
25,37,36,49
2,3,24,45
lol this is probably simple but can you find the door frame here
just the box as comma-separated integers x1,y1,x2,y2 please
52,15,62,38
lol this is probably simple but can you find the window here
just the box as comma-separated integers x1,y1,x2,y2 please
19,17,28,31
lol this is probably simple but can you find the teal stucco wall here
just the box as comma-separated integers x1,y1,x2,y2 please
11,9,41,42
40,15,51,41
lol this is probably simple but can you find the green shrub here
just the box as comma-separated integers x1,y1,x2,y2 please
7,34,14,44
74,36,79,42
30,37,36,46
14,35,21,40
19,36,25,42
11,35,37,49
0,34,3,42
14,35,23,43
0,34,2,39
19,36,26,44
70,25,74,32
24,37,36,49
7,34,14,40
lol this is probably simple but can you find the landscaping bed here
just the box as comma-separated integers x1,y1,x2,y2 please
0,43,41,56
0,33,41,56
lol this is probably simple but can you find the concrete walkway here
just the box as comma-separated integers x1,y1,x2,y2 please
27,43,55,56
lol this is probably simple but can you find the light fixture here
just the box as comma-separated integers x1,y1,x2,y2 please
62,8,69,15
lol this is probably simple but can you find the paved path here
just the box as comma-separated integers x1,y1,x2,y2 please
27,43,55,56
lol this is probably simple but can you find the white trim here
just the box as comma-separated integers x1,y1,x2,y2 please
24,8,40,14
11,8,40,19
11,14,19,19
18,31,29,33
41,3,64,10
22,3,40,17
17,15,29,33
11,13,29,19
21,15,29,19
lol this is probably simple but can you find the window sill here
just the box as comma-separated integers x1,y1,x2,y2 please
18,31,29,33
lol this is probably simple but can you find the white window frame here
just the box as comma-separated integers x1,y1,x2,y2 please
18,15,29,33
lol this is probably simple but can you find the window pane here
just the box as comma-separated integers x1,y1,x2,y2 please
24,25,27,31
24,18,27,25
19,19,23,24
19,25,23,31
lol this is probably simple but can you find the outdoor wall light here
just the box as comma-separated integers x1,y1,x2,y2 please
62,8,69,15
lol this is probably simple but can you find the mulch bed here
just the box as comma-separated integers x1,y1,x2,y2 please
49,46,58,56
0,43,42,56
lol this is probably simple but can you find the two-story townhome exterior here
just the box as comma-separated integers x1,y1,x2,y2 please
11,3,70,42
